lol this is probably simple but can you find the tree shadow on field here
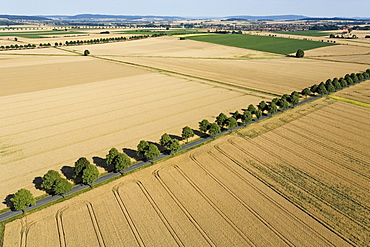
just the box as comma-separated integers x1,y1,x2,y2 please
61,166,75,180
93,156,111,171
193,129,207,138
123,148,138,160
169,134,182,141
3,194,14,209
33,177,43,190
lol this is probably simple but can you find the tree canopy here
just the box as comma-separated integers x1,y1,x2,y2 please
226,117,238,129
112,152,131,172
82,164,99,185
199,119,210,133
145,144,161,161
182,126,194,143
296,49,304,58
160,133,172,149
11,188,36,212
53,178,73,196
106,147,119,167
215,113,227,128
74,157,90,178
41,170,61,191
209,123,221,137
137,140,149,159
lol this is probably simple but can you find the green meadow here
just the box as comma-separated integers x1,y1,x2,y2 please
187,34,335,54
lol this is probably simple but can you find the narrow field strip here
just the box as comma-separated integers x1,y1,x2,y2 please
329,95,370,108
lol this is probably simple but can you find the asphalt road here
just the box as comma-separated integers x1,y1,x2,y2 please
0,79,366,223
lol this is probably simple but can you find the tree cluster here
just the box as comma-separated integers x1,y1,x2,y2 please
41,170,73,196
73,157,99,185
106,148,132,173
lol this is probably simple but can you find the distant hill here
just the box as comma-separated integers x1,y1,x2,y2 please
46,14,184,21
0,15,50,21
225,15,307,21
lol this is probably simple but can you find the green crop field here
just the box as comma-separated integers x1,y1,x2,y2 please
273,30,333,37
187,34,335,54
0,30,85,38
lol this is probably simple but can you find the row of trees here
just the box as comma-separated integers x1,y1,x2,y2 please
0,33,167,51
8,69,370,212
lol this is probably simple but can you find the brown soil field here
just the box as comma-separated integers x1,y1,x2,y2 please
3,113,351,245
333,79,370,104
113,56,369,95
64,36,280,59
0,56,270,210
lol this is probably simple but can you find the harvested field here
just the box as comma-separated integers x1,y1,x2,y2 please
64,36,279,59
305,45,370,57
3,112,351,245
333,79,370,104
0,61,269,209
116,56,369,95
235,98,370,246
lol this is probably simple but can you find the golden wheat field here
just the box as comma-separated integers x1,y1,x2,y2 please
2,34,370,246
4,96,368,246
115,55,369,95
0,46,273,209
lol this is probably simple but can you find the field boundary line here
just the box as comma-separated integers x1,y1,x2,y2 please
112,183,145,247
152,167,216,247
328,95,370,108
189,153,295,246
220,139,355,246
203,149,337,246
55,207,67,247
173,165,256,246
85,202,106,247
136,181,184,247
56,45,279,96
20,220,35,247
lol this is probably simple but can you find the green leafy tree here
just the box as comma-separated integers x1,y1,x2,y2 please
215,113,227,128
339,78,348,87
199,119,210,133
209,123,221,137
241,111,253,124
11,188,36,212
41,170,61,192
137,140,149,159
74,157,90,178
168,139,180,154
310,84,319,93
160,133,172,147
112,152,131,172
301,88,311,97
226,117,238,129
247,104,256,114
53,178,73,196
267,102,278,114
257,101,267,112
255,109,262,119
326,82,335,92
277,98,289,109
333,79,341,90
181,126,194,143
291,91,299,98
145,144,161,162
232,111,241,121
296,49,304,58
82,164,99,185
290,95,299,106
106,148,119,167
83,50,90,56
317,84,328,94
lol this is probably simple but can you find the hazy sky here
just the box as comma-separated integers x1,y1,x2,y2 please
1,0,368,17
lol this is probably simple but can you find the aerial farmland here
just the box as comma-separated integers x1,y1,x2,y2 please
1,15,369,247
